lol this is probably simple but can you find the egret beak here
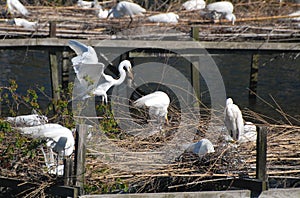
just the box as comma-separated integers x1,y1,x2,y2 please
126,68,134,88
107,11,112,19
165,114,169,125
127,68,134,80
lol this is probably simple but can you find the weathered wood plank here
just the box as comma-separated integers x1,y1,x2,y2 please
256,126,268,191
0,39,299,51
49,51,61,101
74,124,88,193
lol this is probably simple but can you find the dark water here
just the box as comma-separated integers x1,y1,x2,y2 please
0,49,299,123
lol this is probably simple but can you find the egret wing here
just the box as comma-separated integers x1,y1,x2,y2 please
69,40,89,55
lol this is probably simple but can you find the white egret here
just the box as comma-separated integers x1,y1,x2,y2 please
92,0,110,19
6,0,29,16
77,0,96,8
148,12,179,24
224,98,244,141
239,121,257,143
205,1,236,25
16,123,75,176
90,60,133,103
6,113,48,127
185,138,215,157
16,123,75,156
97,6,110,19
133,91,170,129
69,40,132,103
107,1,146,24
6,18,37,29
182,0,206,11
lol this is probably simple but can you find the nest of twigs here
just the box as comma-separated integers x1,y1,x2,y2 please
1,105,300,195
82,107,300,194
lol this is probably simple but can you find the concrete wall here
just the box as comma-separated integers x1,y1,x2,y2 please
259,188,300,198
80,190,250,198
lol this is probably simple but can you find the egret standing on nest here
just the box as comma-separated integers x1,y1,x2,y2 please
224,98,244,141
16,123,75,175
107,1,146,26
133,91,170,130
205,1,236,25
6,0,29,16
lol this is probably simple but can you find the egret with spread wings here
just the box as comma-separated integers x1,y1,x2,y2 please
69,40,133,103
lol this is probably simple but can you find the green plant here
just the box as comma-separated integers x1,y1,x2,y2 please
96,104,121,138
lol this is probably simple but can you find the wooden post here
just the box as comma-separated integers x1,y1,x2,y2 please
249,54,259,102
49,51,60,101
191,58,201,101
256,126,268,191
74,124,88,194
64,158,73,186
62,51,70,90
49,21,57,38
191,26,199,41
191,27,201,101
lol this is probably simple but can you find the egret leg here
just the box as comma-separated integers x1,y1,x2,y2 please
104,94,108,104
127,16,133,28
48,147,55,165
40,146,50,168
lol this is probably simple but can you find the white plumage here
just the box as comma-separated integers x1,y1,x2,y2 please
91,60,133,103
69,40,133,103
77,0,95,8
68,40,101,87
182,0,206,11
239,121,257,143
11,18,37,29
92,0,111,18
97,6,110,19
6,113,48,127
134,91,170,128
16,123,75,156
224,98,244,141
148,12,179,23
108,1,146,20
206,1,236,25
7,0,29,16
185,138,215,157
69,40,98,66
